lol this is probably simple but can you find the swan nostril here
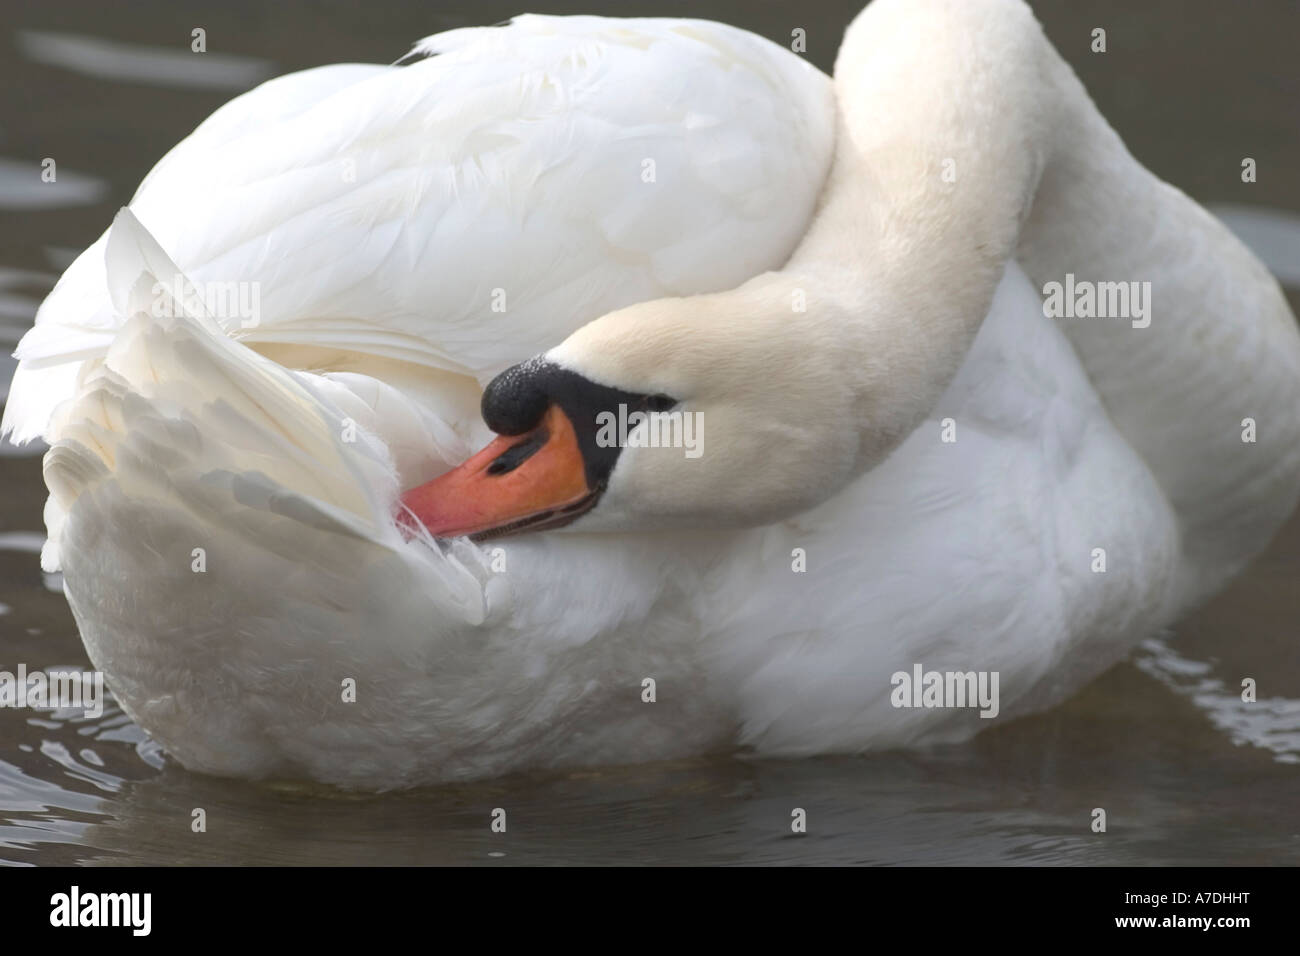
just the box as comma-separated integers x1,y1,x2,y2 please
486,428,549,476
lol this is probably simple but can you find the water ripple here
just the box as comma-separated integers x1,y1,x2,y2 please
17,30,274,91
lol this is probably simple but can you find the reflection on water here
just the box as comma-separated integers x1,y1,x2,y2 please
16,30,275,91
1209,205,1300,288
0,158,107,211
1138,637,1300,766
1,0,1299,865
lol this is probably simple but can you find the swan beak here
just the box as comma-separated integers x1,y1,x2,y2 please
397,404,594,541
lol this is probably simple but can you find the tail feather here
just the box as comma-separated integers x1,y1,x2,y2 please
37,211,488,617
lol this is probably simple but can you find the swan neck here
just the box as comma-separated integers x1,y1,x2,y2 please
767,0,1064,473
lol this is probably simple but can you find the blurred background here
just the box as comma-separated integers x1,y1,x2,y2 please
1,0,1297,865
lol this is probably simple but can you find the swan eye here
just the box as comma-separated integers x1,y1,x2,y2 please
645,394,676,412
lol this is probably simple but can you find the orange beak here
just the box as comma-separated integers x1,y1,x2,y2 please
397,404,596,541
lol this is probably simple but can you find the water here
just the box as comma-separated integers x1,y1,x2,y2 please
2,0,1298,865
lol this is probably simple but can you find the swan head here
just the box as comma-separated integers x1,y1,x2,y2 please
398,288,862,539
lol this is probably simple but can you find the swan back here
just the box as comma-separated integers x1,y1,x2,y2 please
3,15,834,446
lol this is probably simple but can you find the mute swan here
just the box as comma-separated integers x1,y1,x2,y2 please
4,1,1297,789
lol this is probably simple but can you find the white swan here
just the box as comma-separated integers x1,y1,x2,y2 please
3,1,1297,789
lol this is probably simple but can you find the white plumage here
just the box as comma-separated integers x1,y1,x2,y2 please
4,4,1297,788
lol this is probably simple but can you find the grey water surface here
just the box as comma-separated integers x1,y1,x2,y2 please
1,0,1298,865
